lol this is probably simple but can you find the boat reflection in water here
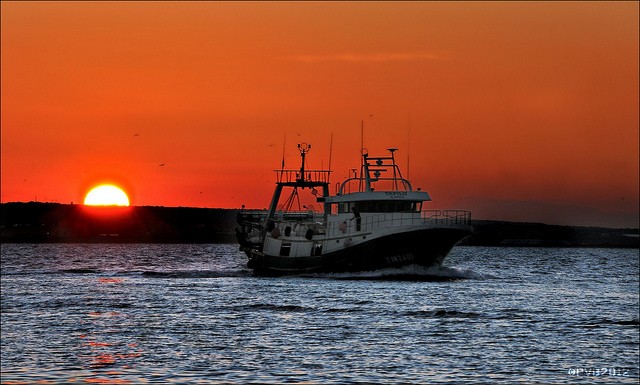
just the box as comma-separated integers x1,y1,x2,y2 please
237,143,471,276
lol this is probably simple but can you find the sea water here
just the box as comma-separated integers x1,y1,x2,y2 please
1,244,638,384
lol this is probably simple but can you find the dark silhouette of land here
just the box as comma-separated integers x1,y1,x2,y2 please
1,202,638,247
1,202,237,243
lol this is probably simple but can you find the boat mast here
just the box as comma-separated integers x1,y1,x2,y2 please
297,143,310,183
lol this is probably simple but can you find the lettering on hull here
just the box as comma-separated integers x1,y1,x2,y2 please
385,252,415,264
384,192,408,199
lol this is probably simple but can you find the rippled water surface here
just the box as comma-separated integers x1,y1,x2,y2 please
1,244,638,384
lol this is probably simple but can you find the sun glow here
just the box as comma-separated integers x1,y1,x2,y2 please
84,184,130,206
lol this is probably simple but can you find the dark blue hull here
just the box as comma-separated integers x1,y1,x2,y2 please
248,227,471,276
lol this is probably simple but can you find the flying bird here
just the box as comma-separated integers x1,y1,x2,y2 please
159,163,166,167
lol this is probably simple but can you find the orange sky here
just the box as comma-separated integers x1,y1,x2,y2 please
2,2,638,228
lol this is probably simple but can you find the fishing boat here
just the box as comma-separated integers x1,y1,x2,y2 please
236,143,471,275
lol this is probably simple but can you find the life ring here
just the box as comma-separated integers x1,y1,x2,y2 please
271,227,281,238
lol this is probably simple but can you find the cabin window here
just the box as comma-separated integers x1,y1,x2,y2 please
280,242,291,256
337,201,421,213
312,242,323,256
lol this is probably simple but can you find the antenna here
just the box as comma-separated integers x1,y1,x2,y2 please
281,131,287,172
361,119,364,155
328,132,333,184
407,112,411,180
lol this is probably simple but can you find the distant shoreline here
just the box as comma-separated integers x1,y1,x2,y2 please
1,202,638,248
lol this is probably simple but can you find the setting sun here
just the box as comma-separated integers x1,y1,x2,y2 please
84,185,130,206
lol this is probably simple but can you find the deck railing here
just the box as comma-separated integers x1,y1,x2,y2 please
325,209,471,237
245,208,471,241
274,169,331,184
